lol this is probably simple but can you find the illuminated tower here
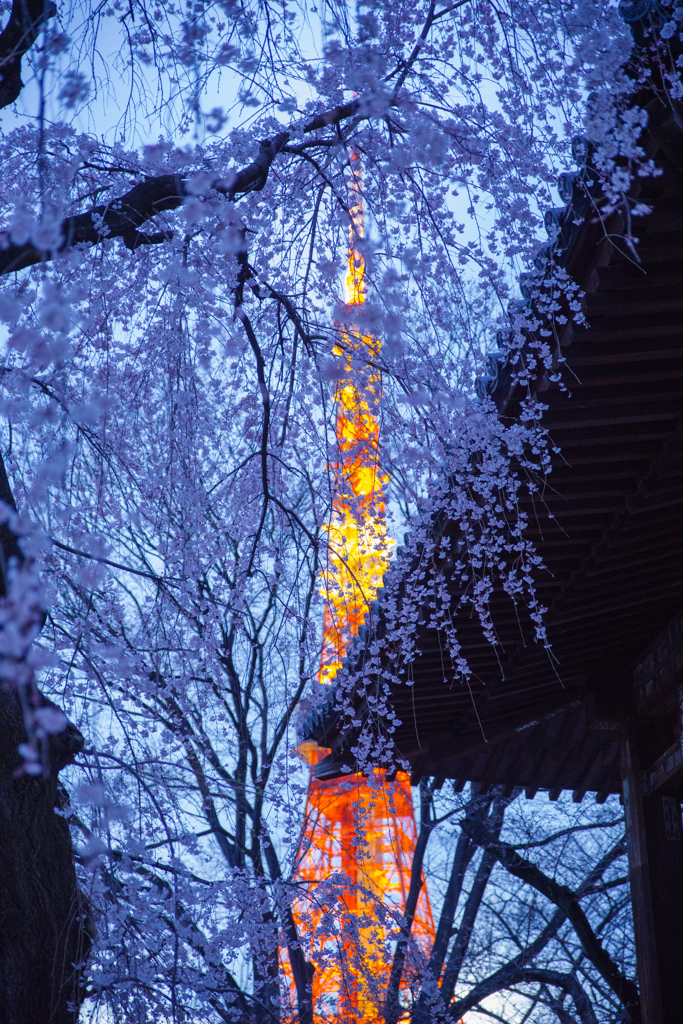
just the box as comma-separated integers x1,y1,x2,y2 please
286,150,435,1024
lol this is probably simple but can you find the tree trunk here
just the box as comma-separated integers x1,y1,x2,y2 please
0,452,93,1023
0,689,91,1024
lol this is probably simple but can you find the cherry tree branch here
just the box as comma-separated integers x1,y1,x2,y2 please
50,536,176,585
443,836,627,1023
261,831,315,1024
416,819,476,1010
386,0,469,102
0,102,362,277
0,0,56,110
234,249,273,579
0,0,457,280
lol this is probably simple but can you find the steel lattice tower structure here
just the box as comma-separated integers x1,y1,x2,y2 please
284,149,435,1024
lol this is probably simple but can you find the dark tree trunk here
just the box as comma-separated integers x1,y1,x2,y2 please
0,11,93,1019
0,690,91,1024
0,453,92,1023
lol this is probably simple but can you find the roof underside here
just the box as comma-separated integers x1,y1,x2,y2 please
311,120,683,800
395,151,683,795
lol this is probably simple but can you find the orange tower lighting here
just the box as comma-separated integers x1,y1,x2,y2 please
283,148,435,1024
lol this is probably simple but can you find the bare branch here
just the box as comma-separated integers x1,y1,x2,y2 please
385,779,435,1024
451,967,598,1024
461,817,639,1022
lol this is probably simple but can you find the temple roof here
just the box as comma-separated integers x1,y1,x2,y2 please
304,6,683,800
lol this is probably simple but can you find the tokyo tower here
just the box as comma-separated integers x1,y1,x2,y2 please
284,148,435,1024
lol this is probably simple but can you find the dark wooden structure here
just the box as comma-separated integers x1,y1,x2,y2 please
305,9,683,1022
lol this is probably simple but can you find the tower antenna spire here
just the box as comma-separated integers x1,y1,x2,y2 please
286,147,435,1024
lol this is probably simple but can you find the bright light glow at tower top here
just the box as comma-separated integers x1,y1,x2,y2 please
319,147,392,687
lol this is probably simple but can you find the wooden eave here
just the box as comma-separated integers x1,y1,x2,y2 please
308,122,683,801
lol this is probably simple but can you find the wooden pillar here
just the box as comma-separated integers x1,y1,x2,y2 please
622,722,683,1024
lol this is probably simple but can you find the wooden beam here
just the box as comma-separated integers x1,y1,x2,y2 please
633,611,683,714
643,740,683,795
622,730,663,1024
622,718,683,1024
596,260,683,288
585,293,683,316
546,409,682,432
